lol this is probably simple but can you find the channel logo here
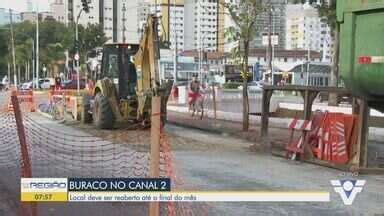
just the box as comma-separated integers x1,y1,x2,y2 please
331,179,366,205
21,178,68,192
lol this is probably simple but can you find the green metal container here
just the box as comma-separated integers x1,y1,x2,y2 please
337,0,384,111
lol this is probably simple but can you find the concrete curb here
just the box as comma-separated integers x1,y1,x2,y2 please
36,109,54,120
168,105,384,143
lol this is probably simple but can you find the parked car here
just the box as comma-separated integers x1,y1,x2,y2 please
39,78,55,89
318,92,352,104
62,79,86,89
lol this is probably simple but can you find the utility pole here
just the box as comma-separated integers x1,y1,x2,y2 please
306,41,310,86
32,40,35,86
17,65,20,85
267,8,273,85
36,7,39,88
9,9,17,86
173,0,177,84
76,8,84,95
198,3,202,83
7,62,10,83
64,0,69,80
25,61,27,82
167,0,170,43
122,3,126,43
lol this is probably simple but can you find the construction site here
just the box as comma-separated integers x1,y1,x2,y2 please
1,0,384,215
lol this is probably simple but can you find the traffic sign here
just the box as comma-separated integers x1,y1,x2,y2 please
74,53,80,61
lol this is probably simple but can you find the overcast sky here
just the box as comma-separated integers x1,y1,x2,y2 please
1,0,51,12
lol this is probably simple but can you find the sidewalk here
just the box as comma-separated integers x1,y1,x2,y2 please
167,104,384,143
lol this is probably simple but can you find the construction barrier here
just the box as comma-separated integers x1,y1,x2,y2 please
49,89,82,120
285,118,312,161
287,111,357,164
7,89,36,112
0,91,211,216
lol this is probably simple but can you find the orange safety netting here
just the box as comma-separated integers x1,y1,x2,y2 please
0,92,211,216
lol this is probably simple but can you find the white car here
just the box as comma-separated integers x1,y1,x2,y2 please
39,78,55,89
238,82,263,91
21,82,33,90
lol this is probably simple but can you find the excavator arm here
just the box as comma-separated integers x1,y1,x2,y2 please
133,15,173,121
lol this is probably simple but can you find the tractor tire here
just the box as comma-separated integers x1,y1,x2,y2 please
92,93,115,129
81,95,92,124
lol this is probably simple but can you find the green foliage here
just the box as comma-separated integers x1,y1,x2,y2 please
224,0,264,71
318,0,336,31
0,20,107,79
77,23,108,61
0,30,10,78
223,82,243,89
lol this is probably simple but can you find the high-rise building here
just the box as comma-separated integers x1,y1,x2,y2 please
0,8,21,26
59,0,148,43
51,0,66,23
21,11,54,22
150,0,185,50
116,0,150,44
185,0,225,52
151,0,225,52
285,2,333,62
27,0,34,12
71,0,100,26
251,0,286,49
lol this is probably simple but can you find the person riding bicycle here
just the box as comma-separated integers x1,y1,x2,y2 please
188,75,201,109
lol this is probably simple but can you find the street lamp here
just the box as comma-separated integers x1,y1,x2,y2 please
199,33,209,83
75,8,84,96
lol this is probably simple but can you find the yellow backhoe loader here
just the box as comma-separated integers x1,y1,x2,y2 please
81,15,172,129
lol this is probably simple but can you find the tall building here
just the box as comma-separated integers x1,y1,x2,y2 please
116,0,149,44
151,0,225,52
285,2,333,62
51,0,66,23
0,8,21,26
71,0,100,26
27,0,34,12
59,0,148,43
151,0,185,51
251,0,286,49
185,0,225,52
21,11,54,22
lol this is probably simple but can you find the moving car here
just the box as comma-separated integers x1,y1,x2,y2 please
39,78,55,89
238,81,263,91
20,82,33,90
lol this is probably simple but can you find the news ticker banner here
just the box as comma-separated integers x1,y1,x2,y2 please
21,178,330,202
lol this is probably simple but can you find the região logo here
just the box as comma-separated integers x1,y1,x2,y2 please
331,179,366,205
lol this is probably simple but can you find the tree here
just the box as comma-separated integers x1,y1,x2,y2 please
0,30,10,79
76,23,108,64
224,0,264,131
318,0,339,105
0,20,108,81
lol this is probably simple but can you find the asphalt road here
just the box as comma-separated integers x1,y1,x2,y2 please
175,90,303,114
1,91,384,216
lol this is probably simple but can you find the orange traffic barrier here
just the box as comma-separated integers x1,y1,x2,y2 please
285,118,312,161
307,112,356,164
8,89,35,112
